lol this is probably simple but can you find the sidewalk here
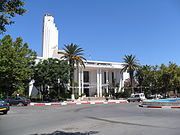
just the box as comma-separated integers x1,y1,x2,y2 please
139,104,180,109
29,99,128,106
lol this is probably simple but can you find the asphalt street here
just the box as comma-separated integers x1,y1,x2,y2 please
0,103,180,135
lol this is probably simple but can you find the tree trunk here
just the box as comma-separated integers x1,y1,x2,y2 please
70,62,75,100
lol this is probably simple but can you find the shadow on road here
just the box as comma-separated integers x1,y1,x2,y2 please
31,131,99,135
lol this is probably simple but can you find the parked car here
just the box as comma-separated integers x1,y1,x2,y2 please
5,96,31,106
147,94,163,99
0,99,10,114
127,93,146,102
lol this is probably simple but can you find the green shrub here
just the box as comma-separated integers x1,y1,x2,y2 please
114,89,131,99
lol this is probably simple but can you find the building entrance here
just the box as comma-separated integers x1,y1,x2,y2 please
84,85,89,97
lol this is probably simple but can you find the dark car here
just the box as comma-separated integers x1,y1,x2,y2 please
5,96,31,106
0,99,10,114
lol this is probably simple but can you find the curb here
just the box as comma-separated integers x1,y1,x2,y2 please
139,104,180,109
29,100,128,106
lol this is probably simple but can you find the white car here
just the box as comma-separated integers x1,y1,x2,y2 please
127,93,146,102
149,94,163,99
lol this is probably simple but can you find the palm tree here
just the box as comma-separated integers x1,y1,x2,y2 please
61,43,86,100
135,66,144,93
122,55,139,94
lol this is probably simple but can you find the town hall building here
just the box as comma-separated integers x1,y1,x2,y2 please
29,14,129,98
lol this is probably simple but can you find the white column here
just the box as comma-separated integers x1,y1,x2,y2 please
29,80,35,97
118,71,122,92
106,71,109,93
97,69,100,97
81,69,84,94
78,69,81,96
121,72,125,92
99,69,102,97
114,71,117,93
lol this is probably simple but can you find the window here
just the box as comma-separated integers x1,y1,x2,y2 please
112,72,114,83
135,95,140,98
83,71,89,83
104,72,106,83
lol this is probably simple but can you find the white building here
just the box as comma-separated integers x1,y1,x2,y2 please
74,60,128,97
42,14,58,58
29,14,129,97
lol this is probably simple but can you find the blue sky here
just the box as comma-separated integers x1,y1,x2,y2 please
2,0,180,65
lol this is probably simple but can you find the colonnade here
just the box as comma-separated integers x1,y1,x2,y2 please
77,68,124,97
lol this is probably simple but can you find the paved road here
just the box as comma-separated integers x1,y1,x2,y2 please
0,103,180,135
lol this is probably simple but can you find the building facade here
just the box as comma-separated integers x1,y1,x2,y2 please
74,60,128,97
29,15,129,97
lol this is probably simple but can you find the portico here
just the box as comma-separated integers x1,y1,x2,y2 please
74,60,128,97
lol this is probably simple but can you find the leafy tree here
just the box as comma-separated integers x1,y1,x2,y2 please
174,65,180,94
159,62,180,97
33,58,70,100
136,65,160,95
0,0,27,34
135,66,144,87
0,35,36,96
61,43,86,100
122,55,139,94
136,63,180,97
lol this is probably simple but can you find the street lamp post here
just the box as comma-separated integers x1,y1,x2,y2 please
58,78,60,96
